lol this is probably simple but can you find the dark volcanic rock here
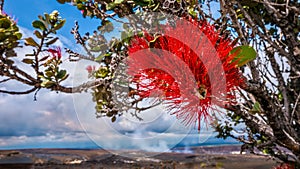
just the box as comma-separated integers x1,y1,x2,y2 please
0,151,33,169
0,147,277,169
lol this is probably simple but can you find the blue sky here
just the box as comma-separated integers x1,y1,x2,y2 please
0,0,238,150
4,0,99,41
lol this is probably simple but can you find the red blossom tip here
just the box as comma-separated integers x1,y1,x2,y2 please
273,163,295,169
47,47,62,60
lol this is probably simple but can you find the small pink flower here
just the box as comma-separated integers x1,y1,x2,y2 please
1,11,7,16
48,47,62,60
86,65,96,73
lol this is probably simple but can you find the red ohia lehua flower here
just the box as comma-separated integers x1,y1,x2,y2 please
127,17,244,131
48,46,62,60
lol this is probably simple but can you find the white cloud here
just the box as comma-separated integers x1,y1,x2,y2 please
0,27,90,148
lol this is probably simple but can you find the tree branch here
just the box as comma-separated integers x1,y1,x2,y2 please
266,48,290,121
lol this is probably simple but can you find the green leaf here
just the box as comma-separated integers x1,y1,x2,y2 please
104,21,114,33
230,45,257,67
38,15,44,21
45,37,59,46
44,14,51,26
34,30,43,39
5,59,14,65
41,80,56,88
278,92,283,101
111,116,116,122
0,32,7,41
152,3,160,11
188,7,197,18
123,23,129,30
253,102,261,111
93,44,108,52
237,14,244,19
56,69,67,79
77,3,85,10
95,53,112,61
250,101,262,114
22,58,34,64
0,18,12,29
54,19,66,31
14,32,22,39
98,20,114,33
121,31,127,41
234,115,241,121
56,0,66,4
25,37,39,47
106,3,116,10
39,56,49,62
114,0,124,4
45,70,54,77
59,74,69,82
32,20,47,31
25,53,35,57
262,149,269,155
120,29,133,44
106,111,113,117
95,67,109,78
109,39,117,48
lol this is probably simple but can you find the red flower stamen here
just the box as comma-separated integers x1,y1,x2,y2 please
127,18,245,131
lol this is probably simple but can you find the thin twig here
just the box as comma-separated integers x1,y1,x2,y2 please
0,0,4,13
291,93,300,123
0,87,37,95
0,78,9,83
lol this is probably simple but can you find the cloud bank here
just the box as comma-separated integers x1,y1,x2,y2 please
0,27,238,151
